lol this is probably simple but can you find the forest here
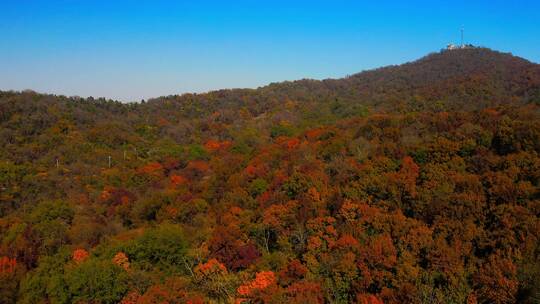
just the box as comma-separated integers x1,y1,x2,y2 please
0,48,540,303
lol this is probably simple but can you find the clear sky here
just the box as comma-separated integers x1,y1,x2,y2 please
1,0,539,102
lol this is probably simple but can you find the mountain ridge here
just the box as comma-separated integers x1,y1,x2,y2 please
3,47,539,107
138,47,540,118
1,48,539,151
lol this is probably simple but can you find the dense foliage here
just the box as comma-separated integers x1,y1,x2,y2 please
1,48,540,303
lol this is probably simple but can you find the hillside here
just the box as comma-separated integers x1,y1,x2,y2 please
145,47,540,114
0,48,539,303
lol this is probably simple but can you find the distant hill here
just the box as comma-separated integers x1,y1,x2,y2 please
2,48,539,124
1,48,539,161
137,48,540,124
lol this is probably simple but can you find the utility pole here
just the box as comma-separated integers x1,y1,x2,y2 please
108,155,112,168
461,27,464,47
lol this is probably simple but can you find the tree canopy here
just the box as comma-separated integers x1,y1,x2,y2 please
1,48,540,303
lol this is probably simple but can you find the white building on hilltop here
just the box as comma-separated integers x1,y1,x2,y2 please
446,43,475,51
445,28,474,50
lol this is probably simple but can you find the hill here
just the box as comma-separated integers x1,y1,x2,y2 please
0,48,539,303
145,47,540,114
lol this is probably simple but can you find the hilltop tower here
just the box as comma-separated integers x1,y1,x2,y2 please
446,28,472,50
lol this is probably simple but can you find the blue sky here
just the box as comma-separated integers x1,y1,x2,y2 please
1,1,539,101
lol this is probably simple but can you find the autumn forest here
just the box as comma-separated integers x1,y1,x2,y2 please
1,48,540,303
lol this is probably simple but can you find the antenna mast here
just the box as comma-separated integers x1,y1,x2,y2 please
461,27,464,47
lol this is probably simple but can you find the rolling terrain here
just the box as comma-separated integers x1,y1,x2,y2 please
0,48,539,303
